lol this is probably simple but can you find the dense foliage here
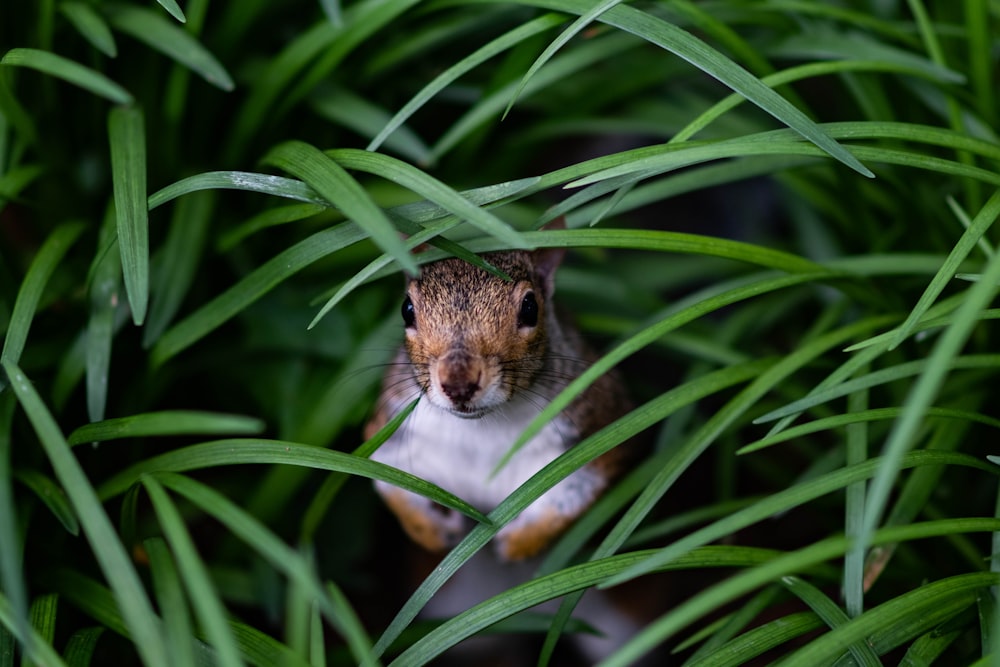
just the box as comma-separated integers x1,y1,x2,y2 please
3,1,1000,665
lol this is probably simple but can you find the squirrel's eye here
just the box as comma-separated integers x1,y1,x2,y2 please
518,291,538,328
401,296,416,328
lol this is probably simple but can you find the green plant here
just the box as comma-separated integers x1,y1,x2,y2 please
2,0,1000,664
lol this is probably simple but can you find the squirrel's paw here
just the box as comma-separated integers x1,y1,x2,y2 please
381,487,467,552
494,508,572,561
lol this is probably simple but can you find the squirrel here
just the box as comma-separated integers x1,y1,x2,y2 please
365,219,635,562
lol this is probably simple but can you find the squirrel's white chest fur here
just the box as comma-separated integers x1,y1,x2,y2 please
372,393,587,512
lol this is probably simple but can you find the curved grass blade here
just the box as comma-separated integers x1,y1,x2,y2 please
0,222,85,390
14,470,79,535
144,538,196,667
753,354,1000,424
148,171,327,210
431,30,639,162
307,217,455,329
683,612,823,667
310,86,429,164
86,212,121,422
299,396,419,542
216,203,325,251
63,627,104,667
325,149,527,249
1,362,168,667
740,407,1000,454
28,594,60,660
149,222,365,366
507,0,872,177
672,59,963,144
781,576,881,666
155,0,186,23
105,6,232,91
502,0,625,119
887,189,1000,349
0,48,132,104
153,472,377,667
95,438,487,525
143,190,214,347
367,13,566,153
108,106,149,326
60,3,117,57
0,395,27,662
261,141,417,274
68,411,265,446
142,476,243,667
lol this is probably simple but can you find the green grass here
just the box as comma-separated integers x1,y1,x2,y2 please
2,1,1000,664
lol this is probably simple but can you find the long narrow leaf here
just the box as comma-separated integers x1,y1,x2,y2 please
1,362,167,667
0,49,132,104
142,477,244,667
261,141,417,274
0,222,85,390
108,106,149,325
105,6,232,90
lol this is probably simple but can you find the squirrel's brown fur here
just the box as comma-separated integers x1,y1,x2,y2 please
367,222,634,560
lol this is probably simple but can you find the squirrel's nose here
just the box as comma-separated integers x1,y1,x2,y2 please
437,350,483,405
441,377,480,404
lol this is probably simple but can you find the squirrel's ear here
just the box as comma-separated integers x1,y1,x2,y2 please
532,216,567,296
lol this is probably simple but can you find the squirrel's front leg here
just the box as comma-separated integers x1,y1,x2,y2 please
495,465,607,561
374,481,469,552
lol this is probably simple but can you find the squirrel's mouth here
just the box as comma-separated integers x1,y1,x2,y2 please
446,404,488,419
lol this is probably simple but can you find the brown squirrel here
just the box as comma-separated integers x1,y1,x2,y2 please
365,221,646,663
365,221,634,561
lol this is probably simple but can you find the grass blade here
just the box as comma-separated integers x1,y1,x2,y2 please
67,411,265,446
60,3,117,57
62,627,104,667
86,212,121,423
1,362,167,667
152,472,378,667
0,222,85,389
142,190,213,347
368,14,566,154
0,48,132,104
888,189,1000,349
149,222,365,365
261,141,417,274
155,0,187,23
855,243,1000,590
108,106,149,326
106,6,232,91
0,395,27,662
509,0,873,177
95,439,487,525
503,0,626,119
141,476,244,667
325,149,527,249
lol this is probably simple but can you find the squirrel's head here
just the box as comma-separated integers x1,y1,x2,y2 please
400,242,565,418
